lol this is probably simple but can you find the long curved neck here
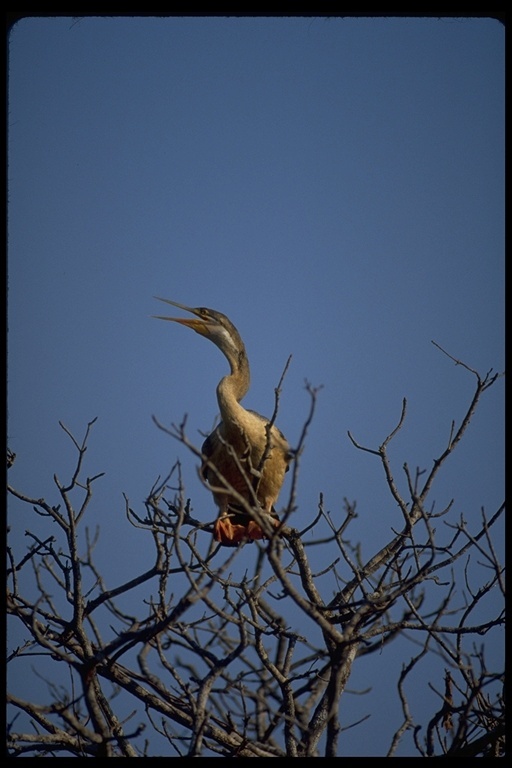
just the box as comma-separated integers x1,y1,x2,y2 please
216,346,250,423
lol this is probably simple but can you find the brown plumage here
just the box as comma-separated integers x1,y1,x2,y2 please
154,298,291,546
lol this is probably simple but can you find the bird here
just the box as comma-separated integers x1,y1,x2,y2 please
154,298,291,546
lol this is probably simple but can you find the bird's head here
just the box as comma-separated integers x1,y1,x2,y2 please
153,297,245,362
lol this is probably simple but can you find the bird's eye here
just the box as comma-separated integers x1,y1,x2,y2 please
199,308,209,317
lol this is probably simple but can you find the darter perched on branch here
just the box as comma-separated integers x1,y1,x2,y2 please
154,298,291,546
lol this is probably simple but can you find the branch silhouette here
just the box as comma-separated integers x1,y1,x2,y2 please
7,346,504,757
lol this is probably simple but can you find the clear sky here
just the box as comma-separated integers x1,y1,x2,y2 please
7,16,504,756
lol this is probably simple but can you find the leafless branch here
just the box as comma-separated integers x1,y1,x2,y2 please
7,349,503,756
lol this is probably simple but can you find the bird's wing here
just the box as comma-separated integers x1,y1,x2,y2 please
200,427,222,482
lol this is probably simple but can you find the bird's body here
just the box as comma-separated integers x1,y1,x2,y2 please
154,298,291,546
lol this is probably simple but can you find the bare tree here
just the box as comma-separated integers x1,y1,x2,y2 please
6,344,504,757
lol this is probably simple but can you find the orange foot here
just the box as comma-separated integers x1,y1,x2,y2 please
213,516,280,547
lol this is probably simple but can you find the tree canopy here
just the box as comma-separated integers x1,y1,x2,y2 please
7,346,504,757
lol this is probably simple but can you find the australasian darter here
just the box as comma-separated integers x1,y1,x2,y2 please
154,298,291,547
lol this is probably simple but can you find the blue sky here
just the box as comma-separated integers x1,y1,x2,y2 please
7,16,504,756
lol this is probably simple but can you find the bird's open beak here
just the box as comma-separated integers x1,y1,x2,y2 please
153,297,209,334
154,297,197,315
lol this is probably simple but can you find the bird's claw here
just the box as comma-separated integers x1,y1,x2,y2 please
213,515,280,547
